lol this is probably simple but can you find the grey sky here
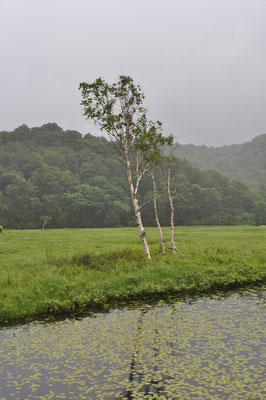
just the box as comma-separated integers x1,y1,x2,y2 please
1,0,266,146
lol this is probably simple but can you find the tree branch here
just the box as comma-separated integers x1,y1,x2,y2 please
139,191,162,210
163,241,184,256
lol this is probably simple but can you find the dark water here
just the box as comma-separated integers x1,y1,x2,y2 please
0,288,265,399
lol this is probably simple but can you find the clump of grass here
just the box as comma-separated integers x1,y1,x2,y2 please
72,248,145,270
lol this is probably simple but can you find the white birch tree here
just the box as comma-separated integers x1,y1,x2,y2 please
79,76,172,259
165,158,183,255
151,166,165,254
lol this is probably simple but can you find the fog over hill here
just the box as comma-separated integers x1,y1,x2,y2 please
175,134,266,189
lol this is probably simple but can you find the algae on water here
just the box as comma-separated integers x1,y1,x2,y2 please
0,288,265,399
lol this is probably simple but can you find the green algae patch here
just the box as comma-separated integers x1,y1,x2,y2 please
0,226,266,324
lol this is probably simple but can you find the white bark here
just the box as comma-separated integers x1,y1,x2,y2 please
167,165,183,255
125,148,151,259
167,167,176,254
151,170,165,254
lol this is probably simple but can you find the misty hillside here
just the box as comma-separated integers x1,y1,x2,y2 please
174,134,266,189
0,123,266,229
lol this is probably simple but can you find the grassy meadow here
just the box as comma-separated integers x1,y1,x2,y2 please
0,225,266,324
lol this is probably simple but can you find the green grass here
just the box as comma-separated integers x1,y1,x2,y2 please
0,226,266,324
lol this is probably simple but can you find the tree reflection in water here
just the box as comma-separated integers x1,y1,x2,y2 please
121,306,176,398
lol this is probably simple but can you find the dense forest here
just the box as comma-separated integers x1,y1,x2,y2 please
175,134,266,189
0,123,266,229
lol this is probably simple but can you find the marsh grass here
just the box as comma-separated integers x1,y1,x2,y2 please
0,226,265,323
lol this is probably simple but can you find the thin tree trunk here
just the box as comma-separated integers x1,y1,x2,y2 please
151,170,165,254
126,152,151,259
167,167,176,254
167,165,184,256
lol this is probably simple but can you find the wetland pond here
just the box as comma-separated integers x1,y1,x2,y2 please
0,287,265,399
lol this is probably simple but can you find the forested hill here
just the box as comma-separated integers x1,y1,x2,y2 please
174,134,266,189
0,123,266,229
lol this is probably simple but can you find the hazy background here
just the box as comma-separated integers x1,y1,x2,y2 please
1,0,266,146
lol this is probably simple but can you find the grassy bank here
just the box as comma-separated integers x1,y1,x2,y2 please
0,226,266,324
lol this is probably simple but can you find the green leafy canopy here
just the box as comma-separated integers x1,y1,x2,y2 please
79,75,173,165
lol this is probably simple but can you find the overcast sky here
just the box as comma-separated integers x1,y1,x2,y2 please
1,0,266,146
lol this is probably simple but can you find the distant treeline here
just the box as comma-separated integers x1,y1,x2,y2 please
0,123,266,229
175,134,266,189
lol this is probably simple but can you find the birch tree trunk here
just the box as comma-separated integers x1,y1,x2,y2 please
166,165,183,255
167,167,176,254
126,151,151,259
151,169,165,254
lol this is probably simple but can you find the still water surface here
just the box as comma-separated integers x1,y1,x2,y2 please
0,288,265,399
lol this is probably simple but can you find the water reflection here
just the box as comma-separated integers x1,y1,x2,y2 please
0,288,265,399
